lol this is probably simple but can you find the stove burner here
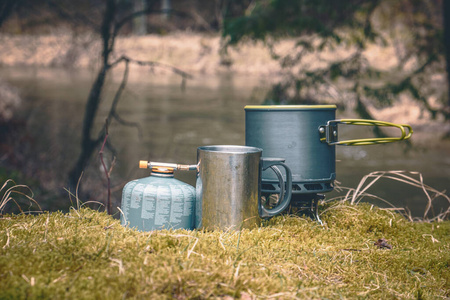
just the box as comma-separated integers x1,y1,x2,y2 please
261,182,326,224
286,193,324,225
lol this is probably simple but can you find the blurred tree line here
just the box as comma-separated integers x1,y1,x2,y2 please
1,0,449,211
1,0,448,119
0,0,248,34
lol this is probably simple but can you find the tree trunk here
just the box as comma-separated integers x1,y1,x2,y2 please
0,0,18,28
67,68,107,191
133,0,147,35
444,0,450,111
161,0,171,21
68,0,116,192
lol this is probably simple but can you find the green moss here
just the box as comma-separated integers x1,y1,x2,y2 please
0,203,449,299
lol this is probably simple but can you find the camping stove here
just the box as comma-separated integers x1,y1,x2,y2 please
245,105,412,224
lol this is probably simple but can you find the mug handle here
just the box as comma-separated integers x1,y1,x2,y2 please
260,158,293,218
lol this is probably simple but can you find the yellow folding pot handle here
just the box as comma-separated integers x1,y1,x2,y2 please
319,119,413,146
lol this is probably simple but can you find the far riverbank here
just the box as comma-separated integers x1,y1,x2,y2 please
1,32,450,142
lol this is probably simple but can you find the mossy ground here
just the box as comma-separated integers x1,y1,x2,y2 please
0,202,449,299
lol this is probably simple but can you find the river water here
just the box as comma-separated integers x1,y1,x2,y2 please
1,67,449,218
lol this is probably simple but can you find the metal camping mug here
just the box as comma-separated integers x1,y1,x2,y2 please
195,145,292,231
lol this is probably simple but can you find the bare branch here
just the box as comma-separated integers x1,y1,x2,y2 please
110,55,193,79
107,58,143,139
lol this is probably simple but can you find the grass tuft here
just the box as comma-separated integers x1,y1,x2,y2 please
331,170,450,221
0,179,42,215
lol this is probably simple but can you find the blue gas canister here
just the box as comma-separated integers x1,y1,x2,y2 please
120,161,196,231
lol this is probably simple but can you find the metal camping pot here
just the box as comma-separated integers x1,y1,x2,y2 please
245,105,413,194
196,145,293,231
120,162,197,231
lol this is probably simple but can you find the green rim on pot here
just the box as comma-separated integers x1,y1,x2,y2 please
244,105,337,110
